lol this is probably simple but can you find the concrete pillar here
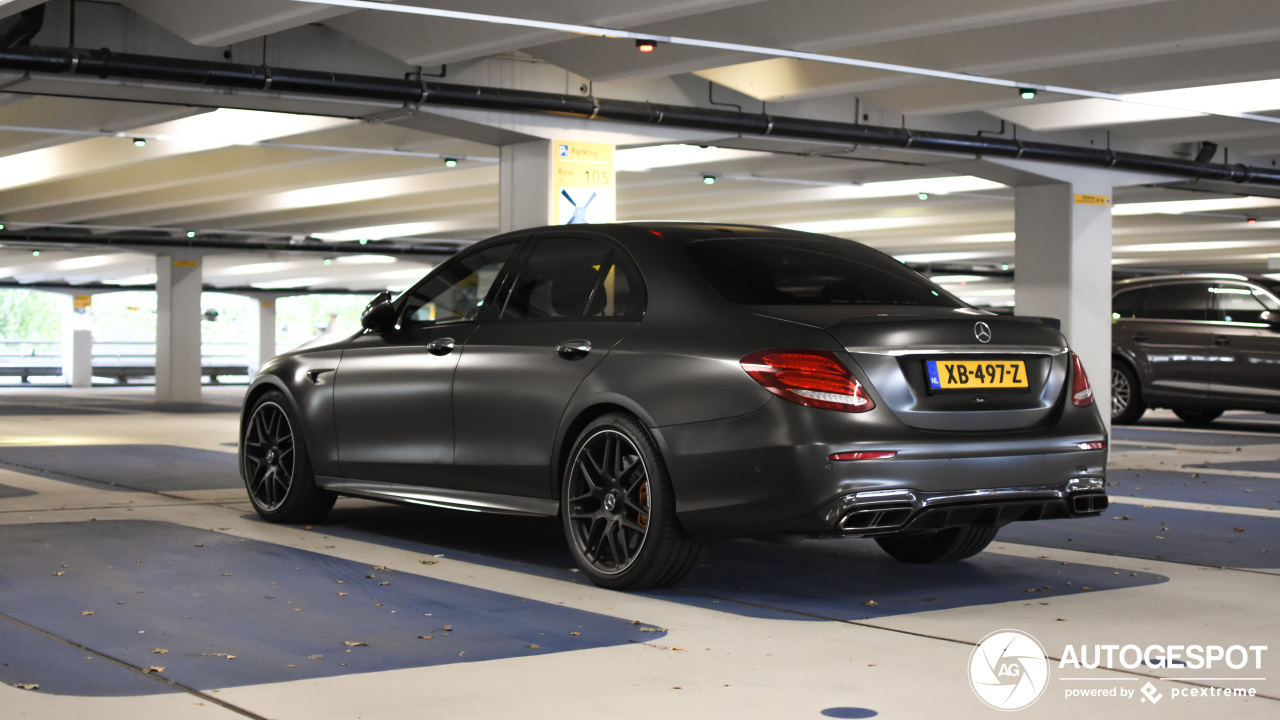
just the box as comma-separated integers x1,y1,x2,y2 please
155,250,203,403
961,158,1181,433
249,298,276,376
61,294,93,388
499,139,555,233
1014,181,1113,425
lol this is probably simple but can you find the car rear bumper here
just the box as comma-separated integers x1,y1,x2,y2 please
654,397,1108,539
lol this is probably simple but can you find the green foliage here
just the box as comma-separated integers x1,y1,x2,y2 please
0,289,63,341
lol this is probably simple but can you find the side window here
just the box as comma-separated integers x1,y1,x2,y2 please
1213,283,1279,324
1143,283,1211,321
400,242,516,325
501,237,644,320
1111,287,1148,320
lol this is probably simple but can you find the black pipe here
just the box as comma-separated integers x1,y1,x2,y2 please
2,44,1280,187
0,230,460,256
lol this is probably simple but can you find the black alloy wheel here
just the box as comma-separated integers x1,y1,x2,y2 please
875,525,998,563
241,392,335,523
562,413,701,590
1111,363,1146,425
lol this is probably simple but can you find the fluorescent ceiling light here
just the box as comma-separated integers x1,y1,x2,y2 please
931,275,994,284
1112,197,1280,216
615,145,761,171
313,220,470,241
251,276,332,289
893,251,1009,263
107,274,158,285
334,254,398,265
267,177,426,212
138,109,352,148
1118,240,1267,253
781,217,924,234
210,262,293,276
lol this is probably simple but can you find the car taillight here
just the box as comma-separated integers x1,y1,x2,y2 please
1071,352,1094,407
741,350,875,413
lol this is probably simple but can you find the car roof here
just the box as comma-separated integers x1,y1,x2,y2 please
1115,273,1277,288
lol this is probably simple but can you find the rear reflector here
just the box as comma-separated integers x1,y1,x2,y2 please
1076,441,1107,450
829,451,897,461
1070,352,1094,407
741,350,875,413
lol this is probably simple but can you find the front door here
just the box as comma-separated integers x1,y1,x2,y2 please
332,241,519,487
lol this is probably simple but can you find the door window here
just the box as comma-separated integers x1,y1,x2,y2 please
500,237,644,320
1213,283,1280,324
400,242,517,326
1142,283,1212,321
1111,287,1148,319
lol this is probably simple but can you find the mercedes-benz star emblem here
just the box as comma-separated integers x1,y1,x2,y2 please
974,321,993,344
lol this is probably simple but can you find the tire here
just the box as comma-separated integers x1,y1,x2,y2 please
1172,407,1224,426
561,413,702,590
1111,363,1146,425
875,525,998,563
241,391,336,523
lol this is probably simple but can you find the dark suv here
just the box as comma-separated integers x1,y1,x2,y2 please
1111,273,1280,425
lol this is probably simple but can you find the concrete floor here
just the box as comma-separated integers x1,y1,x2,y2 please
0,386,1276,719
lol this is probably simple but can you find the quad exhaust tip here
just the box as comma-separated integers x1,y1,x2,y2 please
840,505,913,531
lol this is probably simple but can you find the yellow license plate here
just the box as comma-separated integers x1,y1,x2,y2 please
926,359,1028,390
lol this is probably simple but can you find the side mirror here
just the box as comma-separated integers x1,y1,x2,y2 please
360,291,398,333
1263,310,1280,330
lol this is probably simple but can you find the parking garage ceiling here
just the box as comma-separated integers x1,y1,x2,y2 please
2,0,1280,298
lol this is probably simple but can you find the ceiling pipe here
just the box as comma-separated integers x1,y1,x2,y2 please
2,45,1280,187
0,230,462,256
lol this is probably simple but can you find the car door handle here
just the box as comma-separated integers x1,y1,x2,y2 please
556,340,592,359
426,337,456,356
1131,333,1148,342
1213,336,1230,346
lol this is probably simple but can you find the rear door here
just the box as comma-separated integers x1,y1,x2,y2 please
1207,281,1280,409
452,232,645,498
1125,281,1213,406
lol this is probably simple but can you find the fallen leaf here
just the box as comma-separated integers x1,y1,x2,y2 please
638,626,667,632
864,600,878,606
379,581,390,586
375,603,383,607
142,666,165,674
293,608,302,612
303,526,313,531
373,566,387,571
1056,618,1068,622
13,683,39,690
286,664,296,668
570,632,581,636
1038,602,1049,606
308,655,323,660
152,649,168,654
1234,528,1246,533
1081,586,1092,591
270,582,279,586
444,624,453,631
365,575,376,579
81,611,95,616
672,647,684,651
343,641,368,647
193,544,203,547
419,560,437,565
527,644,541,649
337,592,348,597
418,635,433,640
334,580,344,584
222,573,233,577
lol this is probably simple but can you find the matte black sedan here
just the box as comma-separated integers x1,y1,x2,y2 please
239,223,1109,589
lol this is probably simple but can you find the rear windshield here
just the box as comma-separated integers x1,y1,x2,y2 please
688,236,966,307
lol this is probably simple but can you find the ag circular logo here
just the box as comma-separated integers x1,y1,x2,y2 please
969,629,1050,711
974,321,993,344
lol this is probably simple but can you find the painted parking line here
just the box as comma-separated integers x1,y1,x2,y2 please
1111,427,1280,447
1103,468,1279,509
1110,496,1280,519
0,444,240,493
0,520,664,696
997,506,1277,569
